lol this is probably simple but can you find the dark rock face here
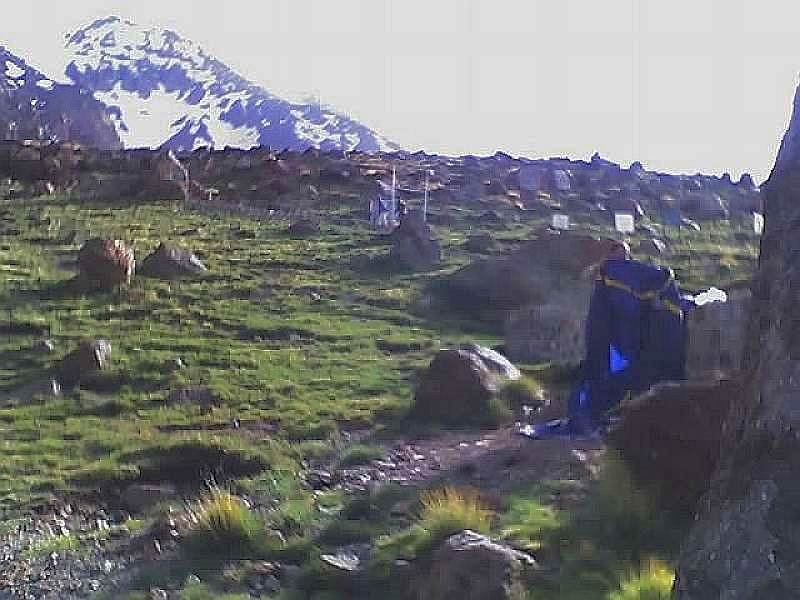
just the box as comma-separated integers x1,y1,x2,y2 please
57,339,112,388
413,530,536,600
609,379,740,513
673,85,800,598
76,238,135,290
139,243,206,279
413,344,520,426
390,210,442,270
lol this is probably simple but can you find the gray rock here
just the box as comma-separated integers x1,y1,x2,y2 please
413,530,536,600
138,242,207,279
390,210,442,270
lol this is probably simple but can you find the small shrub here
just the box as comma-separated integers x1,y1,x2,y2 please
182,488,275,560
418,486,493,541
608,560,675,600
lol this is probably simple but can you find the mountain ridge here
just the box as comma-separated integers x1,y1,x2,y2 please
63,16,398,153
0,45,121,148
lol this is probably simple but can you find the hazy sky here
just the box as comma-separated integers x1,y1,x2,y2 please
3,0,800,182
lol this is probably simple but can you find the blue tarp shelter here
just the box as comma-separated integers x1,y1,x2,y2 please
528,258,691,438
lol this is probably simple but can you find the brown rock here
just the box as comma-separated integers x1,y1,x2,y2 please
57,339,112,388
77,238,135,290
608,379,740,512
412,344,518,426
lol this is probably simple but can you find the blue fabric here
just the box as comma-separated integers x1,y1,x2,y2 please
570,259,686,434
609,345,630,374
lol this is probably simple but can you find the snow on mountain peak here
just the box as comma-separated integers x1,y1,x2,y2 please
64,17,397,152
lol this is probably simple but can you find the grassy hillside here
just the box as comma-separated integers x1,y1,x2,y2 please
0,194,758,598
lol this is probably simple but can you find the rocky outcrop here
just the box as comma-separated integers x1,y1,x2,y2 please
412,344,520,426
673,83,800,598
390,210,442,270
138,243,207,279
413,530,537,600
76,238,135,290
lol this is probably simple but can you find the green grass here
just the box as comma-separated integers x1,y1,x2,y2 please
608,560,675,600
0,195,753,597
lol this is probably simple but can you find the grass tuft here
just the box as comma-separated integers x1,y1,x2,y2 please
418,486,493,540
182,487,276,560
608,559,675,600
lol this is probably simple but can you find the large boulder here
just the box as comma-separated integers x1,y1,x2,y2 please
390,210,442,270
608,379,739,513
504,297,590,365
57,339,112,389
138,243,207,279
412,344,519,426
673,84,800,598
77,238,135,290
413,530,537,600
428,231,622,326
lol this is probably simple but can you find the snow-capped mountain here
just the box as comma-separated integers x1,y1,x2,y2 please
65,16,398,153
0,46,120,148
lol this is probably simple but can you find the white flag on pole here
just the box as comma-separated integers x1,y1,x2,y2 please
614,212,635,234
551,214,570,230
753,212,764,235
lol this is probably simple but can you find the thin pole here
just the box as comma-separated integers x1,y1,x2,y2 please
391,164,397,224
423,170,429,222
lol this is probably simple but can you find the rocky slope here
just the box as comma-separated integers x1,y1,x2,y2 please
673,85,800,597
64,16,397,153
0,46,120,148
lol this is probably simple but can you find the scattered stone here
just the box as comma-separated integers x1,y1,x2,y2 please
57,339,112,389
34,339,55,353
166,386,222,411
138,242,207,279
320,550,362,572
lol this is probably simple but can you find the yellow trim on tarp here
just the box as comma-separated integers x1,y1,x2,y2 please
599,276,684,318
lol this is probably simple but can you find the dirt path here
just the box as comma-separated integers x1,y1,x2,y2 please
319,427,604,497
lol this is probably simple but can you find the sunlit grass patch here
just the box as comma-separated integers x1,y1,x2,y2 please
608,559,675,600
